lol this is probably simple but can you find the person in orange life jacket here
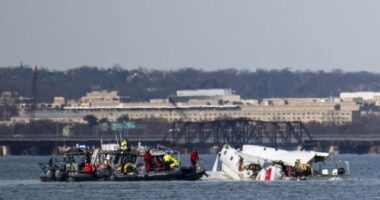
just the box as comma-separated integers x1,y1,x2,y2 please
84,162,92,173
83,152,92,173
190,149,199,167
143,150,153,172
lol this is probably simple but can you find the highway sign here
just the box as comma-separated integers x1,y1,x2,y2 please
111,121,135,131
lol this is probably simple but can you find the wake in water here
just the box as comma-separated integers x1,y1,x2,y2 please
0,179,42,186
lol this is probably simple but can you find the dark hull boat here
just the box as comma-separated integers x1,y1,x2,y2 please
110,167,206,181
39,145,206,182
178,166,206,180
39,166,206,182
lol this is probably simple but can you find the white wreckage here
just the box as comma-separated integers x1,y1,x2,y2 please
211,144,349,181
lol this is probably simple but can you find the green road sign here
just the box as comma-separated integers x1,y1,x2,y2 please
111,121,135,131
124,121,135,129
111,123,123,131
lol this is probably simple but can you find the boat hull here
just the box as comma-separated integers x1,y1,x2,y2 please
40,167,206,182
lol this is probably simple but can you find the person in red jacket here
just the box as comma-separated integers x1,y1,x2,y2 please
143,150,153,172
84,162,92,173
190,149,199,167
83,152,92,173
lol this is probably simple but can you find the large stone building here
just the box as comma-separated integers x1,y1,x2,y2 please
8,89,363,124
239,98,359,124
72,90,127,107
340,92,380,102
57,89,361,124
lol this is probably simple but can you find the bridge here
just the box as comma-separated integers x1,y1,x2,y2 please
164,119,313,146
162,119,380,153
1,119,380,154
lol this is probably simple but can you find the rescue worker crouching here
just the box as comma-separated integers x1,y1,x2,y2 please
163,151,178,169
293,159,312,177
294,159,303,177
123,163,134,173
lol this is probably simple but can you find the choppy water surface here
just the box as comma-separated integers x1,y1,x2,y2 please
0,154,380,200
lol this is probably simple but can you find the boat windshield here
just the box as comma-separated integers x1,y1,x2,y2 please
64,154,86,164
113,153,138,165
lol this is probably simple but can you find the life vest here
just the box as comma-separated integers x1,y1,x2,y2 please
190,151,198,161
121,139,128,149
124,163,130,173
170,157,177,168
144,153,152,162
163,154,172,162
84,163,92,173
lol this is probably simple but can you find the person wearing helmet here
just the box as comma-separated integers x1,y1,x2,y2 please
120,139,128,150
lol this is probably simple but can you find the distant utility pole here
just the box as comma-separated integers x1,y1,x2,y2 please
29,66,38,121
2,98,6,120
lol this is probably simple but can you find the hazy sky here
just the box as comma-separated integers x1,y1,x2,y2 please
1,0,380,72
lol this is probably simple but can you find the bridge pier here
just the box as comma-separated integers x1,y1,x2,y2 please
368,145,380,154
0,145,10,156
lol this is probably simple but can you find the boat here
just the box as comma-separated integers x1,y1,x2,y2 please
39,144,206,182
39,146,100,182
210,144,349,181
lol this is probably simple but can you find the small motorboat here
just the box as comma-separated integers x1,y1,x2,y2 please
39,147,97,182
92,144,206,181
210,144,349,181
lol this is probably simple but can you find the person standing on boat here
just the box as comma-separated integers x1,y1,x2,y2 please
120,139,128,150
143,150,153,172
190,149,199,167
84,152,92,173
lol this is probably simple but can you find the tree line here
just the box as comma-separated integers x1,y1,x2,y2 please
1,65,380,102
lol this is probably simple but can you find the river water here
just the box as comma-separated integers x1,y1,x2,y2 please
0,154,379,200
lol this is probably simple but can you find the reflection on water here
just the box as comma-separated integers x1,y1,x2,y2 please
1,154,380,199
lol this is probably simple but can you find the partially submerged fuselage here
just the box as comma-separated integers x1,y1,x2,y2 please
213,144,349,181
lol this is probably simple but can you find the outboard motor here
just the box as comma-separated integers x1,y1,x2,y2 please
55,169,65,181
337,167,345,175
45,169,54,181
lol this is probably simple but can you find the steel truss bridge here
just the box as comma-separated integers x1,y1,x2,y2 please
164,119,314,146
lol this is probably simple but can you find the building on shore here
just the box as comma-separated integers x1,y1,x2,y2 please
340,91,380,103
8,89,362,125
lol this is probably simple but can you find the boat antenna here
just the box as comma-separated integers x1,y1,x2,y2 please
115,134,119,145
